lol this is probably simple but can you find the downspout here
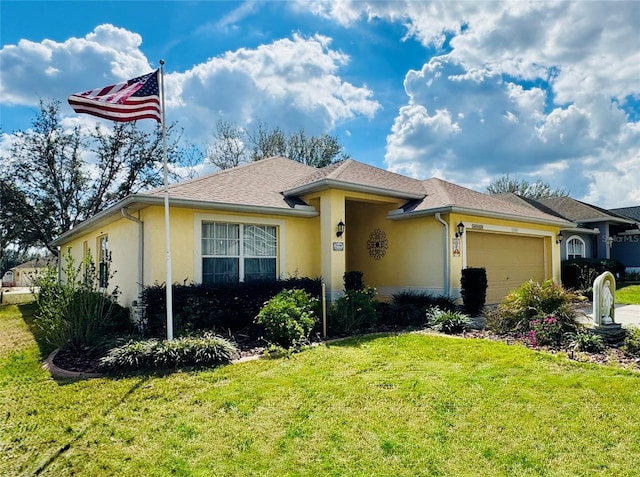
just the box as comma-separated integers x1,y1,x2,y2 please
435,213,450,296
121,208,144,308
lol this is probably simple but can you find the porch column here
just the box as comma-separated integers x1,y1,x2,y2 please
320,190,346,302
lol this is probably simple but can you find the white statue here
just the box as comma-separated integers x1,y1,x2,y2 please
601,279,614,324
593,272,615,326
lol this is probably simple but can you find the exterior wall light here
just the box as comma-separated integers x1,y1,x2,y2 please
607,236,614,248
456,221,465,237
336,220,345,238
556,232,564,244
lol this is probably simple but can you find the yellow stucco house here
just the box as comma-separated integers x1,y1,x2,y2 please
52,157,573,309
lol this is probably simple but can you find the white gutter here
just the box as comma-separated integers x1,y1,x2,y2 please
52,194,319,246
283,178,425,200
435,213,450,296
121,208,144,307
388,205,574,228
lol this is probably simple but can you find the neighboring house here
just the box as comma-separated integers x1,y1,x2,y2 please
52,157,572,306
499,195,640,272
609,206,640,272
6,256,57,287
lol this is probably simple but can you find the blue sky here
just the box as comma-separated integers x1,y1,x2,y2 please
1,1,639,208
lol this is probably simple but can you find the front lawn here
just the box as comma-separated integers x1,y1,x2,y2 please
2,304,640,476
617,284,640,304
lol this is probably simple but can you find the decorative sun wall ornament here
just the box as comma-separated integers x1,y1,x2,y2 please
367,229,388,260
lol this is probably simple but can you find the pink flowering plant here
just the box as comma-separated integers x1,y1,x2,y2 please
523,315,565,348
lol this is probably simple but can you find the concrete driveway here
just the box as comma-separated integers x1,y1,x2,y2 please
577,303,640,327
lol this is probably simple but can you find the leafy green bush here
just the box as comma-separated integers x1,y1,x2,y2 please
34,249,131,351
562,258,625,290
622,327,640,357
330,287,378,334
570,332,605,353
427,307,472,334
460,268,487,316
523,315,565,347
487,279,579,334
98,332,239,372
343,271,364,292
255,289,318,349
386,291,456,326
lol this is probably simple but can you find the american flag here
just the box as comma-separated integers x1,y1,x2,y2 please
68,70,161,123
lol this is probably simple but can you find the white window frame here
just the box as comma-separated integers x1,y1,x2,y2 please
565,235,586,260
194,213,286,284
98,234,109,288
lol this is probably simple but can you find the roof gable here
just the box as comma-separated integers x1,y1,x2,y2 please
282,159,426,199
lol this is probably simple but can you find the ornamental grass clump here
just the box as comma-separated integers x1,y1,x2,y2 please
487,279,579,336
33,248,132,351
98,332,239,372
255,289,318,349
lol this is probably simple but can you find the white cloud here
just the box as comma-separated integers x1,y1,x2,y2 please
301,1,640,207
167,33,379,143
0,24,151,106
1,26,380,168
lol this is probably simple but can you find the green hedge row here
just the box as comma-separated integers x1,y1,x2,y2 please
141,278,322,337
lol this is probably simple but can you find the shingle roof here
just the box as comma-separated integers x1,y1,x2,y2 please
12,256,57,269
610,206,640,222
533,197,635,224
283,159,426,198
405,178,569,223
146,156,316,210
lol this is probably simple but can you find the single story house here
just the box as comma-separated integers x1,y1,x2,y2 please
610,206,640,272
52,157,573,307
2,256,57,287
500,195,640,271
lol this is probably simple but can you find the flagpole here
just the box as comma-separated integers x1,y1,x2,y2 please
160,59,174,341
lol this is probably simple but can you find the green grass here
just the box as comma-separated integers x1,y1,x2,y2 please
617,284,640,305
2,304,640,476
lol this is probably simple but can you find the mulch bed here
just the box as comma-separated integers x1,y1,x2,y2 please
52,323,640,375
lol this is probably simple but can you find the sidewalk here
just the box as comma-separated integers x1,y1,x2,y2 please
576,303,640,327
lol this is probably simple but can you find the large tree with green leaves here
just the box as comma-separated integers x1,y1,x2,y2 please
486,175,568,199
1,100,181,256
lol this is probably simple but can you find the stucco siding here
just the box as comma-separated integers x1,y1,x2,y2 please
62,215,140,307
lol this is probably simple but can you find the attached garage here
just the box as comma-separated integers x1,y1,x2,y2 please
466,232,547,304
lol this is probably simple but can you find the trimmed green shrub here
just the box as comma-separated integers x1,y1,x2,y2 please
460,268,487,316
255,289,318,349
141,277,322,337
386,291,456,326
622,327,640,357
98,332,239,372
330,287,378,334
487,279,579,335
426,307,471,334
343,271,364,292
561,258,626,290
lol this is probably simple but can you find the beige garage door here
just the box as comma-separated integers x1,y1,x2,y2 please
466,232,546,304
